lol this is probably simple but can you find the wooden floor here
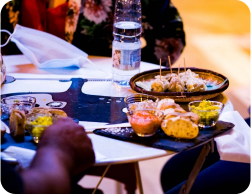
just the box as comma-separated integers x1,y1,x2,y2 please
79,0,250,193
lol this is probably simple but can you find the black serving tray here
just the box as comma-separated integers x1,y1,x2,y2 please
93,121,234,152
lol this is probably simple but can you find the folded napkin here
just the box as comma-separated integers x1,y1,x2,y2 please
215,111,250,163
1,146,36,169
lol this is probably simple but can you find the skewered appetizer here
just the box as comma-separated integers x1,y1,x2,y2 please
179,69,199,79
151,79,169,92
149,69,207,92
186,77,207,92
179,70,197,84
164,73,178,81
168,77,185,92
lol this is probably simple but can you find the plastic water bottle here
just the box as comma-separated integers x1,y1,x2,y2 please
112,0,142,87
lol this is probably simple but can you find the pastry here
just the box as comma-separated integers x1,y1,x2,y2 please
151,79,169,92
157,98,175,109
168,77,185,92
157,98,200,139
26,107,67,122
164,73,178,81
157,99,186,113
161,116,199,139
164,111,200,125
9,109,26,141
186,77,207,92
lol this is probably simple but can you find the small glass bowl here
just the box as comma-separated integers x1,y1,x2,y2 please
28,124,50,143
127,109,164,137
188,101,224,129
26,114,52,143
1,96,36,116
124,93,159,111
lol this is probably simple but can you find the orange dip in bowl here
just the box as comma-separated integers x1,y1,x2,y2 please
127,110,164,137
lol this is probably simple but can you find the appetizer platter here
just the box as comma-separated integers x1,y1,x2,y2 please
129,67,229,102
94,95,234,152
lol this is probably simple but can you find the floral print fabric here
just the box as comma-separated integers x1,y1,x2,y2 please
83,0,112,24
2,0,185,65
65,0,81,42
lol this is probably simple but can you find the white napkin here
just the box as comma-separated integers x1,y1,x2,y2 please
1,146,36,169
215,111,250,163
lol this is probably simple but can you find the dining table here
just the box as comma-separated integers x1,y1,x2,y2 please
1,54,235,194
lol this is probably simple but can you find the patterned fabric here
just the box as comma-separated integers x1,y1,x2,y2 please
5,1,20,29
65,0,81,43
83,0,112,24
1,0,185,65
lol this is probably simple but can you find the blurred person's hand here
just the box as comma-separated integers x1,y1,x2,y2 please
38,117,95,175
20,117,95,194
154,38,184,66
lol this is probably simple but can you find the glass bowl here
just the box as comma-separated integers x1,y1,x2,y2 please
188,100,224,129
1,96,36,116
26,114,52,143
127,109,164,137
124,93,159,111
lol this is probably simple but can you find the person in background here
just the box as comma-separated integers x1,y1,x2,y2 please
161,142,250,194
1,0,185,66
1,117,96,194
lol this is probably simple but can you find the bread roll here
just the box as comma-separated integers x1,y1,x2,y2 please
157,99,175,110
157,98,200,139
48,109,67,122
27,107,51,116
164,112,200,125
157,100,186,114
161,116,199,139
26,107,67,122
157,101,180,111
9,109,26,141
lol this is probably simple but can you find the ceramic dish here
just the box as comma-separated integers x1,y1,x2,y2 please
129,67,229,102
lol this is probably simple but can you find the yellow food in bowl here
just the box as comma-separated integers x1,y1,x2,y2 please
189,100,223,128
30,115,53,138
